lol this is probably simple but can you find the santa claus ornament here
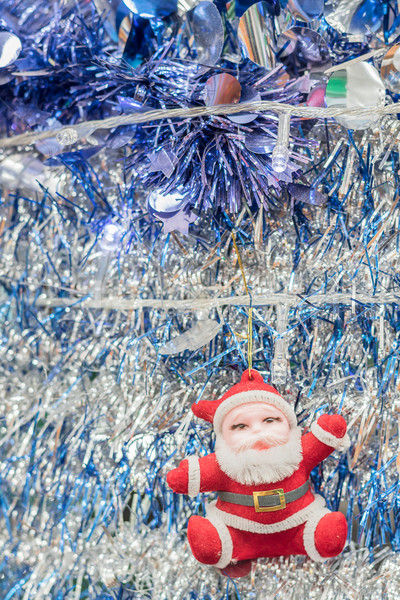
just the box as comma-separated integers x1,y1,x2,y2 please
167,369,350,578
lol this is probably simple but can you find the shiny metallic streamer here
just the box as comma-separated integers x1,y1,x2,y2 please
1,121,400,596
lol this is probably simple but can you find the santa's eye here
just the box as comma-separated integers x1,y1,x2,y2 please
264,417,281,423
231,423,247,430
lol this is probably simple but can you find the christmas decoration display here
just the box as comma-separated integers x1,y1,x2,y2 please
167,369,350,577
1,0,400,598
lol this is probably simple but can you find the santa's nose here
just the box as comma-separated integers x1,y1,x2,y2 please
252,440,271,450
251,423,263,434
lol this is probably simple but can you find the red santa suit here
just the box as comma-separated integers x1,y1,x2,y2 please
167,370,350,576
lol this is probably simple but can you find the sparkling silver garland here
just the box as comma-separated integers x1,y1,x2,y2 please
2,115,400,598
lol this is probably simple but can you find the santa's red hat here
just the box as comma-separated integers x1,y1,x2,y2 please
192,369,297,434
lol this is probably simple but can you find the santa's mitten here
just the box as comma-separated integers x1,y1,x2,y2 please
318,414,347,438
311,414,350,451
166,460,189,494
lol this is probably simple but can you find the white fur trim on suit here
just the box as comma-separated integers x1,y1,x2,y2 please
187,456,201,497
302,503,331,562
215,427,303,485
213,390,297,434
311,422,350,451
207,510,234,569
207,494,326,534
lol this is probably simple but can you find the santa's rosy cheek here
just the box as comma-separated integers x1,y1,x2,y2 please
222,429,238,446
231,429,247,440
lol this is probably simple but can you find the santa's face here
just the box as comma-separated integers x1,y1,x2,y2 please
221,403,290,453
215,400,301,485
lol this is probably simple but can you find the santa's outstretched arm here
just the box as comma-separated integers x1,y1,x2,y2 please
301,414,350,473
167,453,220,497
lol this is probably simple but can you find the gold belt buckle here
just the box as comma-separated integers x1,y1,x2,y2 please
253,489,286,512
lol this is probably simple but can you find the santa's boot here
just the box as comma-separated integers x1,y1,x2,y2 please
187,516,223,565
219,560,253,579
314,512,347,558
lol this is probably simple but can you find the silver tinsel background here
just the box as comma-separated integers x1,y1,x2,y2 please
1,0,400,598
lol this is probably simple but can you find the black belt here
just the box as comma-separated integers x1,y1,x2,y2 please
217,481,310,513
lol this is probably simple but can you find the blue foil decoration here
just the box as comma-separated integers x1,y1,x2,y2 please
122,0,177,18
349,0,384,34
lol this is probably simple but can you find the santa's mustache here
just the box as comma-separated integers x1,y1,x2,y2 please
232,431,289,452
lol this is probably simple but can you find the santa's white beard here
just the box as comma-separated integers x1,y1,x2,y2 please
215,427,303,485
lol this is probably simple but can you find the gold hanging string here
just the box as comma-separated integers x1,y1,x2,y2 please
231,232,253,378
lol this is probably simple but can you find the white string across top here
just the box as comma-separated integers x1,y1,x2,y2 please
0,99,398,149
